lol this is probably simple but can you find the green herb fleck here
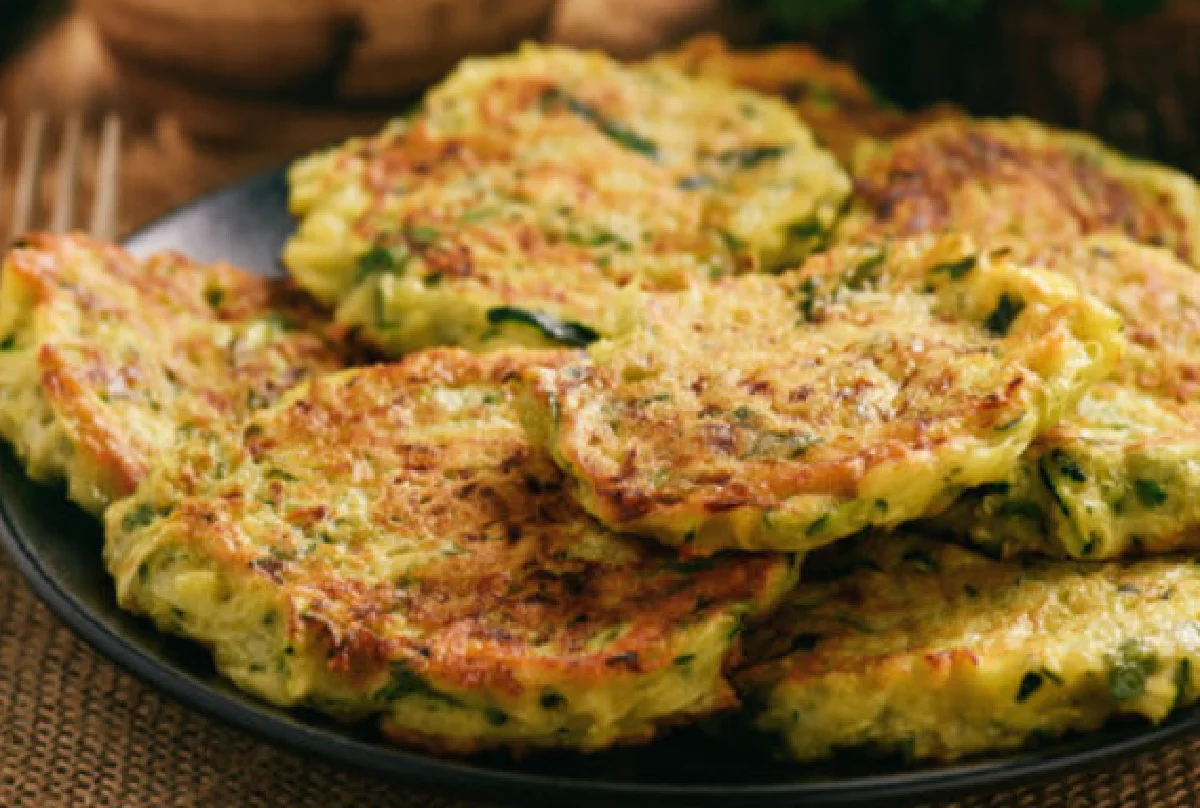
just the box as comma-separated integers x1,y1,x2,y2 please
357,245,408,280
1015,671,1044,703
1040,667,1064,686
719,144,789,170
1108,640,1158,702
974,481,1011,497
984,293,1025,336
787,219,823,242
120,503,158,533
459,208,494,224
790,633,821,652
373,287,393,330
484,707,509,726
205,288,225,308
377,661,463,707
718,229,747,254
1135,478,1167,508
806,514,830,536
543,88,659,159
266,469,298,482
567,230,618,248
260,311,299,332
1050,450,1087,483
796,277,821,323
673,654,696,666
930,255,976,280
670,557,718,575
0,335,14,351
1038,453,1078,521
844,248,886,290
1175,658,1192,709
677,175,714,190
993,414,1025,432
746,430,817,459
407,225,441,247
540,690,566,709
485,306,599,348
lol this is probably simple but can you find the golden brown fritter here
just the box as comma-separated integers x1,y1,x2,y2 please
928,235,1200,558
843,118,1200,265
518,235,1122,554
284,44,850,356
741,533,1200,762
0,233,347,513
104,349,797,753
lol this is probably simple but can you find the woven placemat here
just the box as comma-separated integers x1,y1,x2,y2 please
2,551,1199,808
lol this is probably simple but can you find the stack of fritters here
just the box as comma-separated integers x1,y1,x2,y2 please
106,351,797,752
5,40,1200,765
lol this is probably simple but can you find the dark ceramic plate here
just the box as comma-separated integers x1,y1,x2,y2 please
3,169,1199,807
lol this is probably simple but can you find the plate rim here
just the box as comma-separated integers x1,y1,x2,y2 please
4,168,1200,806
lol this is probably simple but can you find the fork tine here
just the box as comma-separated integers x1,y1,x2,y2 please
89,114,121,240
0,115,7,221
9,112,47,244
50,114,84,233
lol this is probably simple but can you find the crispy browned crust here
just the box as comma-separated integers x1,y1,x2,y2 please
0,232,347,506
999,236,1200,403
38,343,147,497
118,349,791,730
285,45,852,357
546,335,1026,528
849,119,1198,264
737,533,1200,762
522,235,1121,552
265,353,783,683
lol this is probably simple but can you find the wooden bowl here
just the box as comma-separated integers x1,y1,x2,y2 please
79,0,555,103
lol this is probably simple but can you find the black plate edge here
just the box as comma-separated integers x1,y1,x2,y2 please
0,170,1198,806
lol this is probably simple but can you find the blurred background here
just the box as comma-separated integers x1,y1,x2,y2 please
0,0,1195,236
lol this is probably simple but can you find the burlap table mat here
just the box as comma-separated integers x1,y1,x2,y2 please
3,551,1199,808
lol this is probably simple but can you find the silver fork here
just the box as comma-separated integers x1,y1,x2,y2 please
2,112,121,243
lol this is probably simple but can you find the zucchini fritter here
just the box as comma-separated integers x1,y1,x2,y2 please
659,35,961,163
740,534,1200,762
930,236,1200,559
842,118,1200,265
0,233,345,514
104,350,797,754
284,44,850,355
519,235,1122,554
